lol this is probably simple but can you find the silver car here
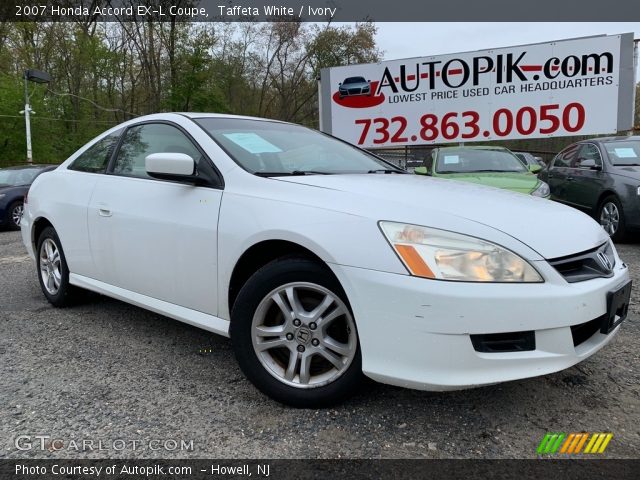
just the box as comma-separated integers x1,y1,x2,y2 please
338,76,371,98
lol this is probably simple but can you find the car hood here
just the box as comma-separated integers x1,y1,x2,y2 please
435,171,538,193
610,165,640,180
0,184,26,193
274,174,607,259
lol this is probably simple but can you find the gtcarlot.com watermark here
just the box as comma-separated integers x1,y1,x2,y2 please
14,435,194,452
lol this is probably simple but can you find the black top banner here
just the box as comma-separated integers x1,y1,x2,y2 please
2,0,640,22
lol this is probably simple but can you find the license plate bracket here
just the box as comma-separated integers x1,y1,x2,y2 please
601,281,632,334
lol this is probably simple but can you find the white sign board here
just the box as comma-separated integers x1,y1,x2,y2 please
319,34,636,148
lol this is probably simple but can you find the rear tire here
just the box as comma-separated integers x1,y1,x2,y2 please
6,201,23,230
36,226,83,307
598,195,628,243
230,257,363,408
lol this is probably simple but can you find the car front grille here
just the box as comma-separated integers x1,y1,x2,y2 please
348,88,362,94
548,242,615,283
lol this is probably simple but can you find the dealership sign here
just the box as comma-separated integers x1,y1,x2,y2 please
319,34,636,147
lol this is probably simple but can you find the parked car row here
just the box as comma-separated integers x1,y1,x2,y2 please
410,138,640,243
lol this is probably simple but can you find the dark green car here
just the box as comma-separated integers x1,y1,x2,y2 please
415,146,550,198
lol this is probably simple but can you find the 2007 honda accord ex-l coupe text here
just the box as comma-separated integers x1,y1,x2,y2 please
22,113,632,407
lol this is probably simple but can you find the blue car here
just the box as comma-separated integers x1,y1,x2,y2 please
0,165,56,230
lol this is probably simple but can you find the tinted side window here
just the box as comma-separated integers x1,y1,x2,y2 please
552,145,579,168
68,129,123,173
112,123,202,179
578,144,602,167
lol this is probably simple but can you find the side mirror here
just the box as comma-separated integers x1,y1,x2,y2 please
415,166,429,176
338,82,342,86
528,164,542,174
578,158,601,170
145,153,204,184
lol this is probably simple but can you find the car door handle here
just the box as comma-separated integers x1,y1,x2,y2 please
98,208,112,217
566,176,574,181
547,173,554,178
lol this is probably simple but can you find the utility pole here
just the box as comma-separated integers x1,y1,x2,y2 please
20,69,51,164
23,71,33,164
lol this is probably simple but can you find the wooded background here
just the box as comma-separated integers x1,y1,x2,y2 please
0,19,379,166
0,18,638,167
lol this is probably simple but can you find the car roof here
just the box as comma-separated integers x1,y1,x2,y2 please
585,135,640,143
177,112,288,124
437,146,509,151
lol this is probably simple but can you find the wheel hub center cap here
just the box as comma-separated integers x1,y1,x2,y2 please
295,327,312,345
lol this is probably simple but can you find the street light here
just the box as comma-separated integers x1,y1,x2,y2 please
21,69,51,164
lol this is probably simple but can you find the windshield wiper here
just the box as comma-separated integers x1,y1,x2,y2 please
614,163,640,166
367,169,405,174
254,170,332,177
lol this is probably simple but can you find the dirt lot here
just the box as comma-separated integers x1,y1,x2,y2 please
0,230,638,459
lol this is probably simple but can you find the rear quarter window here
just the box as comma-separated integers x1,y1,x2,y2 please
68,129,123,173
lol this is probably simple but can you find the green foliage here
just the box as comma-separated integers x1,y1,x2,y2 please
0,21,380,167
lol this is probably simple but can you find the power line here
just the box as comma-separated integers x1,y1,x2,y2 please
45,88,140,118
0,114,119,124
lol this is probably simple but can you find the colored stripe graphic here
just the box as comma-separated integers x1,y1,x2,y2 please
539,433,613,454
597,434,613,453
573,433,589,453
560,434,576,453
537,433,565,454
584,433,599,453
537,434,554,454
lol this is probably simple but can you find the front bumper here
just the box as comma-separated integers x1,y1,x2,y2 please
330,258,629,391
20,209,35,259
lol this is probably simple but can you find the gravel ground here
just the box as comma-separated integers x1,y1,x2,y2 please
0,229,638,459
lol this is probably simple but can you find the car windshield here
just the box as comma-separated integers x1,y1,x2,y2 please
0,167,43,186
435,149,528,174
603,141,640,166
194,118,401,175
344,77,366,84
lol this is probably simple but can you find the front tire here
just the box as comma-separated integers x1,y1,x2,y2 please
36,226,83,307
598,195,627,242
231,257,363,408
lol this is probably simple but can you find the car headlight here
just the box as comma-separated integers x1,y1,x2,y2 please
0,193,5,199
379,221,543,282
531,181,550,198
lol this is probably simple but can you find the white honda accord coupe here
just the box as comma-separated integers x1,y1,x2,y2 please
22,113,631,407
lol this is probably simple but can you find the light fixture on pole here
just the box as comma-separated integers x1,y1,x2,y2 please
21,69,51,164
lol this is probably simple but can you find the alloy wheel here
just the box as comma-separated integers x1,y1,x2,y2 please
11,204,23,227
600,201,619,236
251,282,357,389
39,238,62,295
